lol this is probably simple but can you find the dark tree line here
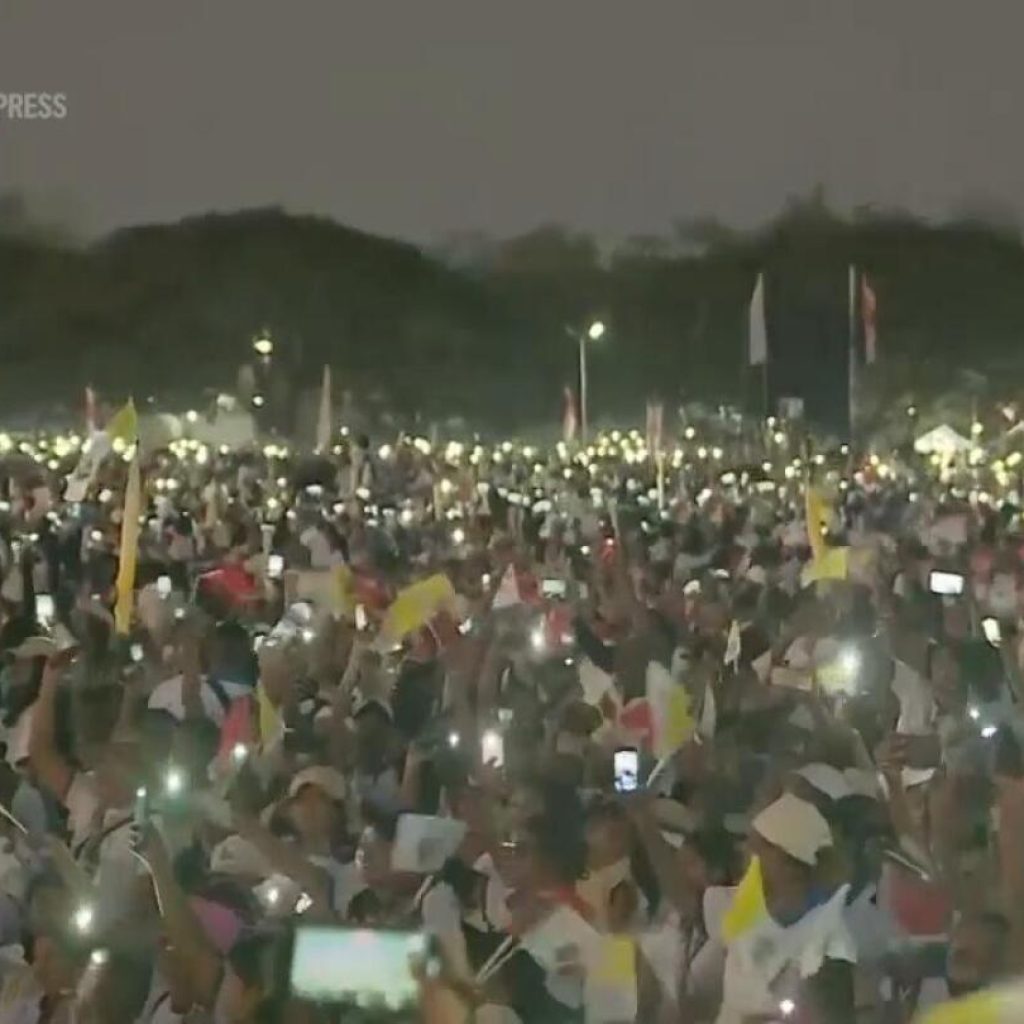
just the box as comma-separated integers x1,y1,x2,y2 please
3,193,1024,431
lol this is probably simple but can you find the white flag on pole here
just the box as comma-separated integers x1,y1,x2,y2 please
316,365,332,453
748,273,767,366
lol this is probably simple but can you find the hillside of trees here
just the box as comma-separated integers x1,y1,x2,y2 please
3,191,1024,432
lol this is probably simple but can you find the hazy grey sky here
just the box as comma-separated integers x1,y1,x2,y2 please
3,0,1024,242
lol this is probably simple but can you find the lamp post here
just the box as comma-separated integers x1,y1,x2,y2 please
577,319,605,443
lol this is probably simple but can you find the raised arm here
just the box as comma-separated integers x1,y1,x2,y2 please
233,811,333,913
136,824,223,1010
996,775,1024,970
28,650,75,802
626,792,700,924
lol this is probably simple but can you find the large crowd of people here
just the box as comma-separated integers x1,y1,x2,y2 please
0,414,1019,1023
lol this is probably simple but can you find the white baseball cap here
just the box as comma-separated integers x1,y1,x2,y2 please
753,793,833,866
288,765,348,804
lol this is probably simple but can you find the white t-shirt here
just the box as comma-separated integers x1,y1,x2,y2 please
352,766,402,812
307,855,367,917
147,676,251,726
715,886,856,1024
891,660,938,787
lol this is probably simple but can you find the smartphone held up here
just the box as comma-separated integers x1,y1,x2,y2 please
929,570,964,597
613,748,639,794
287,926,437,1012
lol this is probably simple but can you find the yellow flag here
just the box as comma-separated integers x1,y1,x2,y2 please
589,935,638,1017
592,936,636,987
114,453,141,634
802,484,848,586
915,982,1024,1024
722,856,767,941
257,683,283,745
646,661,695,760
106,399,138,445
805,484,829,562
801,546,849,586
331,563,355,618
661,685,695,759
377,574,456,646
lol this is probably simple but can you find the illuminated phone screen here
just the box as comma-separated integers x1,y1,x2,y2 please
289,927,426,1010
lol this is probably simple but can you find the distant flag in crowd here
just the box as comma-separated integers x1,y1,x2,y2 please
84,385,97,433
492,563,523,610
316,364,333,453
645,400,664,456
722,855,767,941
645,660,695,760
748,273,767,366
916,981,1024,1024
848,266,878,366
114,445,142,634
803,483,848,585
848,265,858,346
218,695,256,765
66,397,139,503
805,484,830,563
618,697,653,741
376,573,457,649
862,273,878,364
562,386,578,444
848,267,859,432
698,682,717,741
585,935,638,1023
105,400,139,447
257,683,284,747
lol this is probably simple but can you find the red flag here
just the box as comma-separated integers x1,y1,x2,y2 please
619,698,654,742
886,865,951,936
862,275,878,364
217,695,256,764
198,564,259,609
562,386,578,444
353,572,392,611
408,609,463,661
544,603,574,649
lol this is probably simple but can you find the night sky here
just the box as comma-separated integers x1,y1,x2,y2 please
3,0,1024,242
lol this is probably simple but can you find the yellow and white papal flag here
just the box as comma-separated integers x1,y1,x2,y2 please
915,981,1024,1023
66,399,138,503
114,450,141,634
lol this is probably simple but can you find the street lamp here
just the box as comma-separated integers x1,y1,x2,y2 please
577,320,605,442
253,334,273,358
